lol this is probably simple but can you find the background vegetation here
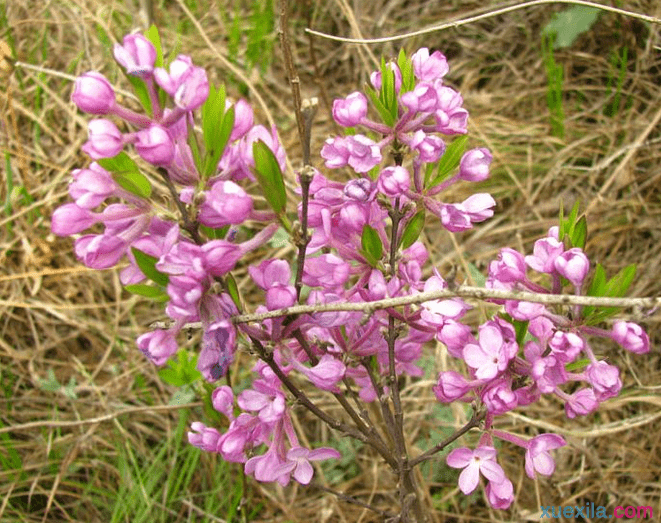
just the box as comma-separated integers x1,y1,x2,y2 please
1,0,660,521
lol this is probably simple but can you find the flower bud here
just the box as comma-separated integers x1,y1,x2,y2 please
72,72,116,115
332,92,368,127
412,48,449,81
377,166,410,197
198,180,253,228
229,99,253,141
82,119,124,159
135,125,175,166
611,320,649,354
459,148,492,182
51,203,98,235
113,34,156,76
554,248,590,287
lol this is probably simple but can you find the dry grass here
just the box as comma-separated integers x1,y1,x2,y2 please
1,0,660,521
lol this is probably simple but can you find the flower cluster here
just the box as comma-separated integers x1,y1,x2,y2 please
54,32,650,513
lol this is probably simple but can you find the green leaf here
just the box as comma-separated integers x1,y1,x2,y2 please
360,225,383,267
125,75,153,115
145,25,165,69
400,210,425,249
225,273,242,310
571,215,587,249
131,247,169,287
542,6,601,49
252,140,287,215
200,224,229,240
427,135,468,188
397,48,415,93
204,105,234,177
467,262,486,288
366,87,394,127
98,153,152,199
158,349,202,387
565,358,590,372
584,263,636,324
124,283,169,302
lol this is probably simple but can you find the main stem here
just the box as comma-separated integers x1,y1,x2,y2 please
387,198,427,523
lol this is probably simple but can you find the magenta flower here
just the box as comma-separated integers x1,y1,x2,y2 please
51,203,98,236
409,130,445,163
433,371,471,402
320,136,350,169
377,166,410,197
411,48,449,82
286,446,341,485
238,382,286,423
211,385,235,418
459,148,492,182
197,320,236,381
433,85,468,135
554,248,590,287
488,247,527,285
69,163,117,209
485,477,514,509
524,433,566,479
72,72,116,115
345,135,383,173
446,446,506,495
229,99,254,141
564,387,599,418
332,91,368,127
136,328,179,366
463,321,516,380
198,180,253,228
585,361,622,401
525,236,564,273
82,119,124,159
481,380,518,415
113,33,156,76
135,125,175,166
400,82,439,113
188,421,222,453
295,354,346,392
154,54,209,111
344,178,376,202
74,233,126,269
611,321,649,354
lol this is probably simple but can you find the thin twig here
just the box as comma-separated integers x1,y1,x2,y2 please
313,484,396,518
231,286,660,324
409,410,485,468
305,0,661,44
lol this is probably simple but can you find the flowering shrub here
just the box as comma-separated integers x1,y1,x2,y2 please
54,28,649,521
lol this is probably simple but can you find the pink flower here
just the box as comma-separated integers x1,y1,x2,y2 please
286,446,341,485
51,203,98,235
320,136,350,169
400,83,439,113
198,180,253,227
135,125,175,166
74,233,126,269
611,321,649,354
525,236,564,273
197,320,236,381
154,55,209,110
296,354,346,392
585,361,621,401
459,148,492,182
82,119,124,159
485,477,514,509
554,248,590,287
481,380,518,414
345,135,383,173
238,382,286,423
433,371,471,402
69,163,117,209
488,247,526,284
564,388,599,418
188,421,222,453
332,91,368,127
211,385,234,418
524,433,566,479
409,130,445,163
377,166,410,197
463,321,517,380
113,34,156,76
446,446,506,495
72,72,116,115
411,48,449,82
230,99,254,141
434,86,468,135
136,329,179,366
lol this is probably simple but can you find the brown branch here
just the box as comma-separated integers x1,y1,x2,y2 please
230,287,660,325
